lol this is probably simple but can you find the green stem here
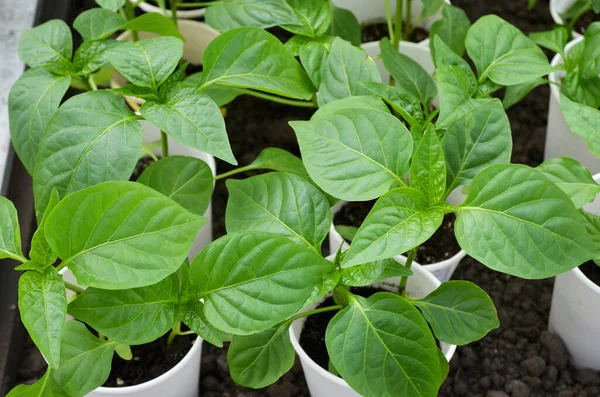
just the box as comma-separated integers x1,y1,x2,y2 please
88,75,98,91
161,131,169,157
384,0,395,44
237,89,317,108
56,262,66,272
403,0,412,41
287,305,343,323
424,107,439,124
167,321,181,345
399,247,417,295
393,0,404,48
176,1,215,7
132,0,146,7
8,253,28,263
124,1,139,41
64,281,85,295
169,0,178,26
179,330,196,336
214,165,256,180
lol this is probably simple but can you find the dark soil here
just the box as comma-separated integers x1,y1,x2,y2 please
580,261,600,286
185,62,203,77
129,156,156,181
333,200,375,230
574,10,600,35
361,22,429,43
415,214,461,264
104,333,196,387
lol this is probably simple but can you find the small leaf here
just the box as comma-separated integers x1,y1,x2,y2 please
299,36,333,88
115,344,132,360
18,20,72,71
502,78,545,110
6,369,66,397
580,22,600,80
563,70,600,109
282,0,331,38
302,270,340,307
0,195,23,261
410,124,446,205
111,83,158,100
326,292,441,397
120,13,184,39
45,181,206,289
327,6,361,46
312,95,389,119
137,156,214,216
529,26,569,56
160,61,189,92
205,0,301,31
73,8,126,41
358,81,424,127
560,94,600,157
436,65,477,124
429,5,471,56
73,40,122,76
18,267,67,369
30,189,60,266
180,299,224,347
413,281,499,345
95,0,125,11
228,322,294,388
342,188,444,267
421,0,445,19
432,35,473,76
340,257,412,286
538,157,600,209
335,225,358,242
191,232,333,334
246,147,309,177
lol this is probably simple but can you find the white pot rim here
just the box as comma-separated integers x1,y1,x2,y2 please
550,0,583,38
549,36,584,103
135,0,207,18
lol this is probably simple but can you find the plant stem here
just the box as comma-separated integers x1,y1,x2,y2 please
169,0,178,26
167,321,182,345
403,0,412,41
237,89,317,108
8,253,28,263
176,1,215,7
132,0,147,8
124,1,139,41
393,0,404,48
64,281,85,295
88,75,98,91
384,0,395,44
287,305,343,323
56,262,66,272
214,165,255,180
160,131,169,157
399,247,417,295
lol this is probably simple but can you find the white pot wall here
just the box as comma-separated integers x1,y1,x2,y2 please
544,37,600,173
550,0,583,38
134,0,207,19
289,258,456,397
548,173,600,370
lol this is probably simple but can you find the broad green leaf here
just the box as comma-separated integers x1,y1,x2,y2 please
6,370,66,397
421,0,445,19
106,36,183,90
312,95,389,119
380,38,437,105
358,81,424,127
45,181,206,289
440,98,512,193
299,36,333,88
68,273,179,345
335,225,358,242
137,156,213,216
581,22,600,79
455,164,597,279
594,0,600,13
466,15,552,85
432,35,473,77
8,69,70,175
34,91,143,218
0,196,23,261
18,20,72,71
282,0,331,38
529,26,569,56
291,108,411,201
302,270,340,307
560,94,600,157
228,322,294,388
318,37,380,106
200,27,315,100
284,34,314,56
538,157,600,209
436,65,477,123
565,39,586,69
581,210,600,249
95,0,125,11
180,299,224,347
413,281,499,345
73,8,126,41
340,257,412,286
30,189,60,266
342,188,444,267
327,6,361,46
141,84,235,164
246,147,310,178
563,70,600,109
226,173,331,249
205,0,300,31
191,232,333,334
120,13,184,39
111,83,158,100
326,292,441,397
51,321,117,397
18,267,66,369
410,124,446,205
73,40,122,76
429,5,470,56
502,78,545,110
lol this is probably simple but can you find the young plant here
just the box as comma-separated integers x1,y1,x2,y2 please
556,0,600,36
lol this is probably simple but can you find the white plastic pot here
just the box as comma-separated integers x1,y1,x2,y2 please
544,37,600,173
60,268,203,396
289,258,456,397
550,0,583,39
110,20,220,107
134,0,207,19
332,0,450,45
548,173,600,370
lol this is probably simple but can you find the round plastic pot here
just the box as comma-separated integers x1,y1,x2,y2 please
59,268,203,396
110,20,220,106
289,258,456,397
134,0,207,19
548,172,600,370
544,37,600,173
550,0,583,39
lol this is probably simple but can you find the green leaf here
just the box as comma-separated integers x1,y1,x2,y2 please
528,0,538,10
302,270,341,307
318,37,380,106
226,172,331,249
73,8,126,41
502,78,545,110
111,83,158,100
6,369,66,397
413,281,499,345
438,349,450,383
8,69,70,175
342,188,444,267
68,273,179,345
95,0,125,11
429,5,471,56
160,61,190,93
580,22,600,79
73,40,122,76
120,13,184,39
538,157,600,209
326,292,441,397
51,321,117,397
106,36,183,90
282,0,331,38
594,0,600,13
340,257,413,286
180,299,224,347
410,124,446,205
312,95,389,119
455,164,598,279
529,26,569,56
440,98,512,193
290,108,411,201
421,0,445,19
299,36,333,88
205,0,301,31
560,94,600,157
141,84,235,164
190,232,333,334
228,322,294,388
18,20,72,71
200,27,315,100
30,189,60,266
327,6,361,46
137,156,213,216
0,196,23,261
432,35,473,76
380,37,437,105
246,147,310,178
563,71,600,109
18,267,67,369
115,344,132,360
466,15,552,85
358,81,424,127
34,91,143,218
335,225,358,242
45,181,206,289
581,210,600,249
436,65,478,124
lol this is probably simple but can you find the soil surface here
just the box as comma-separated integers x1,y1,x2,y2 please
580,261,600,286
361,22,429,43
574,10,600,35
333,200,375,231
